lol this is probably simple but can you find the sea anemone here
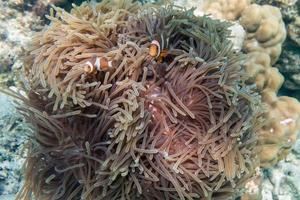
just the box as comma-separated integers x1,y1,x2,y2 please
12,0,263,199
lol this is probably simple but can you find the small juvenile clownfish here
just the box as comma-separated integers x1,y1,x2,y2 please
83,57,113,74
149,40,161,58
149,40,169,63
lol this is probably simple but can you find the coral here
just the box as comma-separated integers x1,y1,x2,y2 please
261,138,300,200
241,50,300,168
202,0,250,20
0,0,42,74
9,1,265,199
174,0,300,198
243,52,284,92
189,0,300,179
258,91,300,167
241,50,300,169
6,0,87,24
0,93,31,196
228,22,247,51
30,0,68,17
240,4,287,64
253,0,299,22
0,72,16,87
240,168,262,200
251,0,300,93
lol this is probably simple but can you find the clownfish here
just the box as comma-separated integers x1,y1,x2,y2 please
83,57,113,74
149,40,161,58
149,40,169,63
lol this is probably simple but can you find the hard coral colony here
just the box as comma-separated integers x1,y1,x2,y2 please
13,0,264,199
202,0,300,170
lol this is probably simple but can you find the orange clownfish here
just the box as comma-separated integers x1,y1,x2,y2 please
149,40,168,63
83,57,113,74
149,40,161,58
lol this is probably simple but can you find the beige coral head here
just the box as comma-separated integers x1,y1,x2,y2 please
240,4,286,64
240,4,261,32
203,0,250,20
243,52,284,92
258,92,300,168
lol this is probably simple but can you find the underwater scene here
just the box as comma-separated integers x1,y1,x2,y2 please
0,0,299,199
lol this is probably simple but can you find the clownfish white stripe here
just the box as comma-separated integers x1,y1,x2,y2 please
151,40,160,47
86,61,93,69
108,60,112,68
95,57,101,71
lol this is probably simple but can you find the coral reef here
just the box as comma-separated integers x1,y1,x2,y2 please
240,4,286,65
240,168,262,200
275,43,300,91
253,0,300,94
258,91,300,167
0,0,88,85
261,137,300,200
0,0,56,198
241,51,300,168
277,16,300,93
0,73,15,88
0,0,299,199
0,93,31,196
202,0,250,20
0,0,42,76
242,51,300,168
198,0,300,170
253,0,299,22
7,0,88,23
228,22,247,51
288,16,300,46
243,52,284,92
8,1,265,199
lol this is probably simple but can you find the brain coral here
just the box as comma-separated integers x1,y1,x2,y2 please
11,0,264,199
